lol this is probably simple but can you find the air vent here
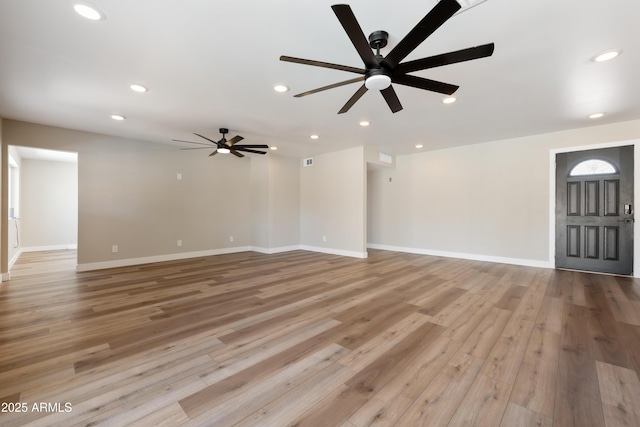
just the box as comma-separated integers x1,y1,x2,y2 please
379,152,392,164
303,157,314,167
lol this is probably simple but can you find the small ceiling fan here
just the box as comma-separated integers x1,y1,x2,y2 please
280,0,494,114
174,128,269,157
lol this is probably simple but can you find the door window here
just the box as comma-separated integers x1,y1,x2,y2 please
569,159,617,176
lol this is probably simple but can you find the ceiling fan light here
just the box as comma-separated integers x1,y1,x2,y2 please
365,74,391,90
217,147,230,154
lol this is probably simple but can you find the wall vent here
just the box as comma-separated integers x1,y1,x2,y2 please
379,152,393,164
303,157,313,167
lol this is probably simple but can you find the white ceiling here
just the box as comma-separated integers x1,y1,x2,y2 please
11,146,78,163
0,0,639,159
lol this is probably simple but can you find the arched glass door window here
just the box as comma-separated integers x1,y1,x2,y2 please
569,159,617,176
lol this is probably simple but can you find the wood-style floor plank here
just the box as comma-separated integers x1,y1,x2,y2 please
1,249,639,426
595,360,640,427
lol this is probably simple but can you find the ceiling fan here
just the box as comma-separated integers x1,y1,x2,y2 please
173,128,269,157
280,0,494,114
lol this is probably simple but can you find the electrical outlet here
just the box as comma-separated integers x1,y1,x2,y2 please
229,236,234,242
111,245,118,253
177,173,182,180
322,235,327,242
177,240,182,247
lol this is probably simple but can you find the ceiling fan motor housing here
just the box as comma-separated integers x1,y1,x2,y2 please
368,30,388,50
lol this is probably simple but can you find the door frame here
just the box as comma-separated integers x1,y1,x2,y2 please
549,139,640,277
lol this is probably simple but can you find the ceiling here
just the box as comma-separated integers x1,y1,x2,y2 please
1,0,639,159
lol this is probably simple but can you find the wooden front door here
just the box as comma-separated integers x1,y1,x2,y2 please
556,146,634,275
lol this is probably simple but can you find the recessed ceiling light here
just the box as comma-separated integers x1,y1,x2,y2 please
592,49,622,62
273,84,290,93
130,84,148,93
110,114,126,121
270,146,278,150
74,3,105,20
589,112,605,119
310,134,319,140
442,97,456,104
415,144,424,149
359,121,370,127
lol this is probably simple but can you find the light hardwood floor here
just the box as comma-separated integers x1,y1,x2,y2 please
1,249,640,426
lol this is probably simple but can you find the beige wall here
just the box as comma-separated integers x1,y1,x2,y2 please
21,158,78,249
300,146,366,257
267,154,300,249
368,119,640,267
4,117,639,273
1,120,264,268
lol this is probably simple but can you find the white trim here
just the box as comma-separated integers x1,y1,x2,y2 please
251,245,301,254
367,243,551,269
76,244,370,272
21,244,77,252
299,245,368,259
549,139,639,278
1,272,10,282
76,246,252,272
8,248,23,269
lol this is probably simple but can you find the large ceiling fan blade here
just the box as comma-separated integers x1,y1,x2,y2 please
380,86,403,113
393,74,459,95
396,43,495,74
225,135,244,147
294,76,365,98
234,144,269,149
331,4,379,69
280,56,365,75
234,147,267,155
208,150,218,157
382,0,461,70
180,147,215,150
230,150,245,158
173,139,212,146
338,84,368,114
194,133,220,145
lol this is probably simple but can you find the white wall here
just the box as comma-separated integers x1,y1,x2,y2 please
300,146,366,257
368,119,640,269
21,158,77,249
7,146,22,266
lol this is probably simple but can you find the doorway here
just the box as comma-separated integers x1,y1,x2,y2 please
555,145,634,275
7,146,78,273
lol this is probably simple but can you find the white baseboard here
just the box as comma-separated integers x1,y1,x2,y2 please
77,246,252,272
76,244,370,271
299,245,368,259
367,243,551,269
251,245,301,254
9,248,23,270
21,244,78,252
